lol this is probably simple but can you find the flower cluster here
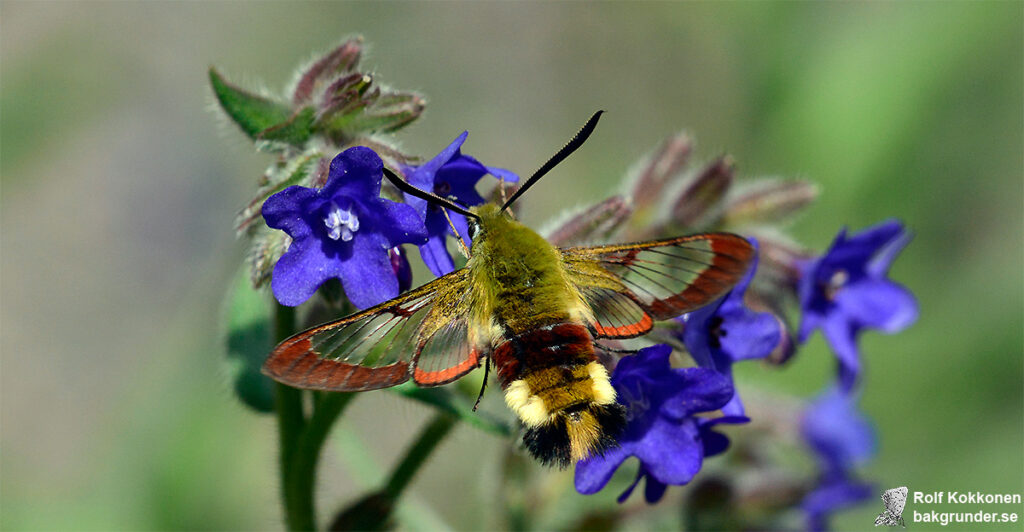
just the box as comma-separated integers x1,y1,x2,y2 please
792,220,916,527
261,147,428,308
797,220,918,390
216,38,919,530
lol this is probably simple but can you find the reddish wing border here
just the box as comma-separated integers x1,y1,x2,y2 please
262,269,471,392
563,233,755,325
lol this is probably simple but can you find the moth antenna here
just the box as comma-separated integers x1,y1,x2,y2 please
382,167,480,220
500,110,604,212
442,207,471,258
473,355,490,412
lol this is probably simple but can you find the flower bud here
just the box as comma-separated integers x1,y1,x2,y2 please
722,179,818,227
545,195,632,247
247,229,290,288
671,156,734,228
389,246,413,293
631,133,692,210
292,37,363,105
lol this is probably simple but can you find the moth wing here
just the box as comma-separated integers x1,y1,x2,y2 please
562,233,755,336
263,268,481,391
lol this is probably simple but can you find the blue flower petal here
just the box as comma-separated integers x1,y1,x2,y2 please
822,315,861,392
680,303,720,369
836,279,918,333
323,146,383,200
660,368,733,420
718,307,782,362
802,387,875,474
635,415,703,485
365,197,429,246
643,474,669,504
415,132,469,184
337,231,399,309
419,233,457,277
574,445,630,495
262,185,320,239
868,228,912,276
271,235,341,307
486,165,519,183
575,345,737,503
803,478,874,532
698,416,749,457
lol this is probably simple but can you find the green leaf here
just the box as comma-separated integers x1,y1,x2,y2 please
223,266,275,413
257,106,316,147
209,67,293,140
390,382,512,437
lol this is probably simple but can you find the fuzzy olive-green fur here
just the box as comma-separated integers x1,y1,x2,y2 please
466,204,581,336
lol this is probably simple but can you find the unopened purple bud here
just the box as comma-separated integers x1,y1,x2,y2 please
723,179,819,226
546,196,632,247
389,246,413,293
631,133,692,210
315,74,376,125
292,37,363,105
671,156,734,228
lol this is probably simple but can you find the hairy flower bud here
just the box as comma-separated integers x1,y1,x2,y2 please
723,179,819,227
630,133,693,211
671,156,734,229
291,37,363,105
545,195,632,247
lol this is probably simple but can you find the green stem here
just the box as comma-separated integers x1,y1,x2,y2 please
287,392,355,526
384,412,458,500
273,304,314,531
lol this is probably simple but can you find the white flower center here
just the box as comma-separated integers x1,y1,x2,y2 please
324,202,360,242
826,269,848,300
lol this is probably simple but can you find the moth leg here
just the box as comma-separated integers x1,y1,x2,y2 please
594,341,641,354
442,207,472,258
472,355,491,412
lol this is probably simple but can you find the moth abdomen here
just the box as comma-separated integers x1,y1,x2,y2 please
522,402,626,469
493,322,624,467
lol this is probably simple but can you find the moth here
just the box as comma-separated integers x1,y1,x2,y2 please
263,111,755,467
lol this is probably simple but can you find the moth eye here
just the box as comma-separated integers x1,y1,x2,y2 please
468,221,481,240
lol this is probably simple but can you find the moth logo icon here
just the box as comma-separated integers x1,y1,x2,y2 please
874,486,908,527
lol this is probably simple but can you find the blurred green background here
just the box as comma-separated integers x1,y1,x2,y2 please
2,2,1021,530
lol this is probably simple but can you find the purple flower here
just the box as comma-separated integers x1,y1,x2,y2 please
798,220,917,391
262,147,428,308
403,132,517,276
800,387,876,531
574,345,734,504
680,240,783,416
